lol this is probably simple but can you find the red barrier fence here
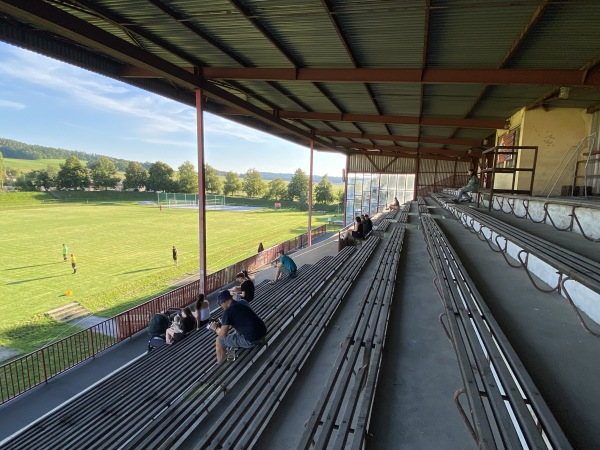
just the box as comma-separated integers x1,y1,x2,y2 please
0,225,327,405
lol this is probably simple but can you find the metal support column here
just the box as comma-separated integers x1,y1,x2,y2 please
307,138,314,247
195,88,207,293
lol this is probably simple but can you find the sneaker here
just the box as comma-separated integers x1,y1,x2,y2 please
226,348,237,362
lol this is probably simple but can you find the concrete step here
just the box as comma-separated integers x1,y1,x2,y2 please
46,302,89,322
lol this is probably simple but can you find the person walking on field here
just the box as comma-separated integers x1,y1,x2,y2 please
70,253,77,274
172,245,178,266
62,244,68,262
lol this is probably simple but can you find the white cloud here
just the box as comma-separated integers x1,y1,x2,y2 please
0,99,25,110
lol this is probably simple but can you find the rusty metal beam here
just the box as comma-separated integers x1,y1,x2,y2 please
198,67,600,86
347,148,472,162
276,110,505,129
216,107,504,129
315,130,481,147
333,141,478,158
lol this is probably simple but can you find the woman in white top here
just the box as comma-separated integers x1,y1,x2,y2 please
193,293,210,327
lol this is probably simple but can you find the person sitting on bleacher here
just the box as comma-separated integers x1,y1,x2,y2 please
363,214,373,236
194,293,210,328
209,290,267,363
351,216,364,240
229,270,255,302
180,306,196,334
270,249,297,283
389,197,400,210
148,311,170,338
165,315,185,345
453,168,479,203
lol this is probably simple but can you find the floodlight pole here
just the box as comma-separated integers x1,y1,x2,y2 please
308,138,314,247
196,88,207,294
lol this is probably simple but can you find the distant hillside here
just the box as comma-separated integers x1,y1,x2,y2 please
215,169,343,184
0,138,150,172
1,137,343,183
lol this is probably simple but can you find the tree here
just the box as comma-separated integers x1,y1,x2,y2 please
287,168,309,201
0,151,5,190
123,162,148,191
266,178,287,201
336,188,345,204
36,166,58,190
177,161,198,193
204,164,222,194
146,161,175,192
242,168,265,198
14,171,38,191
89,156,120,190
314,174,335,204
57,156,90,190
223,171,242,196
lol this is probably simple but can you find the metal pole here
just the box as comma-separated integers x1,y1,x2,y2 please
344,154,349,226
196,88,207,294
308,138,314,247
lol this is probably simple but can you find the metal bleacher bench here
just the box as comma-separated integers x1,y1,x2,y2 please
298,222,406,449
1,248,356,450
418,203,571,449
432,192,600,337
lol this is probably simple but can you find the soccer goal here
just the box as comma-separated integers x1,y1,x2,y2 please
157,193,224,208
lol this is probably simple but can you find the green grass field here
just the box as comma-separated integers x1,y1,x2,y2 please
1,201,338,355
3,157,67,173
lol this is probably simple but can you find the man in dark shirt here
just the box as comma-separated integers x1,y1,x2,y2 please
363,214,373,235
209,290,267,363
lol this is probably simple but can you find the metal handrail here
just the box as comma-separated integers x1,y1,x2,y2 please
0,225,326,405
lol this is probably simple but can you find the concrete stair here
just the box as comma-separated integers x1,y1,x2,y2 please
46,302,90,322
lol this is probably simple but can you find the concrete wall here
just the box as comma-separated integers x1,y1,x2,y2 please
496,108,592,195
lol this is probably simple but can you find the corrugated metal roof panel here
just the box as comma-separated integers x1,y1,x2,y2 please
423,84,486,117
349,154,416,173
370,83,422,116
331,0,427,67
427,1,543,68
509,3,600,69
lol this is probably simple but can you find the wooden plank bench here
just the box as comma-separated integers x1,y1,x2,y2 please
297,223,406,449
418,202,571,449
192,235,384,449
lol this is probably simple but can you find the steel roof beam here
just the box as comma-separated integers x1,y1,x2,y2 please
347,149,472,162
275,110,505,129
315,130,481,147
333,141,476,157
199,67,600,86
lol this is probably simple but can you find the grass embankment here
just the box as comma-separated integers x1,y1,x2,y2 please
1,196,340,355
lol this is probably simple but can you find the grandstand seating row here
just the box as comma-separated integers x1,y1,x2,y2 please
418,197,571,449
3,233,392,449
432,192,600,335
298,222,406,449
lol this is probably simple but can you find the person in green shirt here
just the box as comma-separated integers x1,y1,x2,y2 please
62,244,68,262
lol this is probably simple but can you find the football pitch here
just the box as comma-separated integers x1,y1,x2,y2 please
0,203,333,354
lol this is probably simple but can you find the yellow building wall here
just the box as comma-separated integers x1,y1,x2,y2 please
496,107,592,195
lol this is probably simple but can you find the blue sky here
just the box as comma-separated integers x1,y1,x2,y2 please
0,42,345,177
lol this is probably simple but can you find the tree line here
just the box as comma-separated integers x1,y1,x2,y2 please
1,152,341,205
0,137,147,172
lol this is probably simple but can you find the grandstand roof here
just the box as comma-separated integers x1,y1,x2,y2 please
1,1,600,160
